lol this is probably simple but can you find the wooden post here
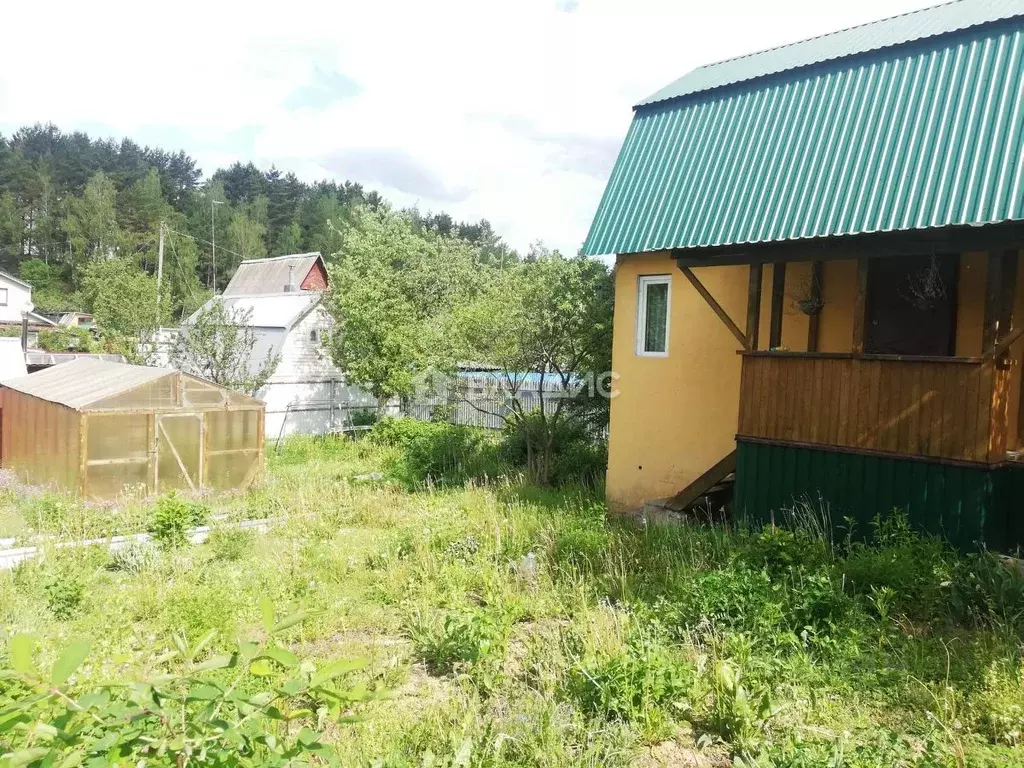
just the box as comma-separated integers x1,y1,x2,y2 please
769,262,786,349
746,264,762,351
678,264,749,349
852,258,869,355
983,251,1005,354
806,261,822,352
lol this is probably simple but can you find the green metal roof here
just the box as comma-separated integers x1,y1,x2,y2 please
639,0,1024,107
583,11,1024,257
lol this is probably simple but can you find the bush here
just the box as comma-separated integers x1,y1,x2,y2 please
148,493,209,550
37,326,96,353
501,412,606,487
947,551,1024,630
107,540,157,573
44,573,84,619
370,418,505,486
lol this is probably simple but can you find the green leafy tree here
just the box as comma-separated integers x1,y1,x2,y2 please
81,258,168,361
274,218,303,255
455,253,613,484
119,167,167,265
172,298,279,394
324,207,480,410
62,171,121,276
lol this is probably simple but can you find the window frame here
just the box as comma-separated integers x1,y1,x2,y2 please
636,274,671,357
0,288,8,307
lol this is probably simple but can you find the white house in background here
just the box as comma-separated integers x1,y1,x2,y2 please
0,270,55,327
186,253,375,439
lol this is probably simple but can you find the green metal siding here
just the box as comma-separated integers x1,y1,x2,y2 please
734,440,1024,553
583,21,1024,257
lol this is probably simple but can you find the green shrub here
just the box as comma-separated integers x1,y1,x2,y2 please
371,418,505,486
107,540,156,573
947,551,1024,630
840,513,955,618
37,326,96,353
500,412,607,487
148,493,209,550
43,573,84,620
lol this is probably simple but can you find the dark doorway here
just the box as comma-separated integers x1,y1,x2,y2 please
865,254,959,356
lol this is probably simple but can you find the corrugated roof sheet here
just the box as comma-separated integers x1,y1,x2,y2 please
223,253,324,296
583,17,1024,256
639,0,1024,106
1,358,173,410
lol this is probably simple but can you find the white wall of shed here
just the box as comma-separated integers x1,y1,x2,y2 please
258,306,377,438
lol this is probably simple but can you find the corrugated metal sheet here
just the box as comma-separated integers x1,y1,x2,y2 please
639,0,1024,106
583,20,1024,256
1,358,173,410
733,440,1024,552
223,253,323,296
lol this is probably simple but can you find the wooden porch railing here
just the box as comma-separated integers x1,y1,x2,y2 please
737,352,1015,464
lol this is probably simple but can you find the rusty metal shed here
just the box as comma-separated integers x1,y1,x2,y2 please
0,359,265,498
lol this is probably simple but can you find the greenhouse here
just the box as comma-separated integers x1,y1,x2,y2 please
0,358,264,498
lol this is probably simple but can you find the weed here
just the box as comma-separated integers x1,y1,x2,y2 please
205,526,256,562
44,573,84,619
148,492,209,549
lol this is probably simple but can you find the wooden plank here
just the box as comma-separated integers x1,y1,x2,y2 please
827,358,843,445
158,420,197,492
768,262,786,350
661,450,737,512
746,264,763,351
982,251,1013,354
974,362,993,462
956,364,976,461
866,360,883,450
806,261,822,352
852,258,869,355
836,356,852,447
678,265,748,349
809,357,825,444
907,363,923,456
988,364,1011,462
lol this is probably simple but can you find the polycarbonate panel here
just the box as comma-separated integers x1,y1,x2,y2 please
86,414,149,461
206,410,260,452
86,461,149,499
157,414,201,492
90,377,178,410
207,451,258,491
182,379,227,407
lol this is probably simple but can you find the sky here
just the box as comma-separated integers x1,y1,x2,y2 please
0,0,939,256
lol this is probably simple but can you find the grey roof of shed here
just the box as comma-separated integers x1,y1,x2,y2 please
223,253,325,296
1,358,173,410
637,0,1024,107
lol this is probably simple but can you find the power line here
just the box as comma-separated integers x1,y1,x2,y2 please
163,225,248,263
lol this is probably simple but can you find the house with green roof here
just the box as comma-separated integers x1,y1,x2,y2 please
583,0,1024,549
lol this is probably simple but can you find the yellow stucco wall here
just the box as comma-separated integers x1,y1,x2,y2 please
607,250,1024,512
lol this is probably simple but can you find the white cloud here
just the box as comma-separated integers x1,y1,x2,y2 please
0,0,938,255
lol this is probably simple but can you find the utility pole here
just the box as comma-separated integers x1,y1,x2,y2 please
156,221,165,329
211,198,224,291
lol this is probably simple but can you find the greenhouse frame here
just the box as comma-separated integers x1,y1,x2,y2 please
0,359,265,498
